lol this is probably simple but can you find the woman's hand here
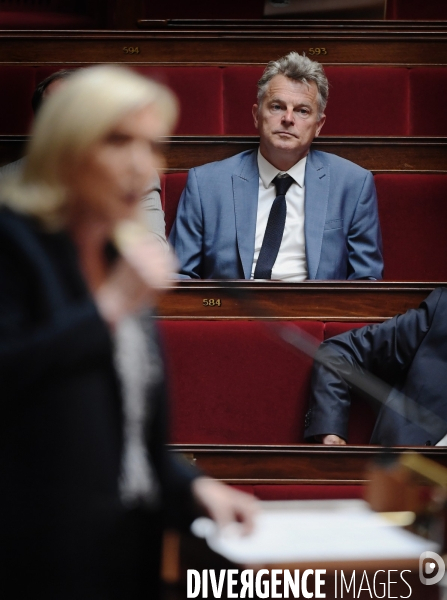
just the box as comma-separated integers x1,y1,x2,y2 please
96,222,177,328
191,477,259,535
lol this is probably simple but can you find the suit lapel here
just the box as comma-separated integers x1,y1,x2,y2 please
232,150,259,279
304,150,329,280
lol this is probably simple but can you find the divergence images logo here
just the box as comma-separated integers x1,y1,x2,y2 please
419,551,445,585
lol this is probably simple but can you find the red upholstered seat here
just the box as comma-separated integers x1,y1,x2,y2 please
386,0,447,19
0,67,35,134
160,321,324,444
223,67,264,135
409,68,447,136
223,66,410,136
375,174,447,281
323,67,409,136
134,67,223,135
163,172,188,236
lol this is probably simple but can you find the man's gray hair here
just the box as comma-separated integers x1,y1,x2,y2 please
257,51,329,117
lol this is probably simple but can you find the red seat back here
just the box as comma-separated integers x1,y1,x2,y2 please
323,67,409,136
0,66,35,134
386,0,447,19
409,68,447,136
160,321,324,444
163,172,188,236
135,67,223,135
375,174,447,281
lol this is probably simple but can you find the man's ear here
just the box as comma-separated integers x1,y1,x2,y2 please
315,114,326,137
252,104,259,129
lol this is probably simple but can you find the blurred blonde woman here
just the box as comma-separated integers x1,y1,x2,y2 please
0,66,255,600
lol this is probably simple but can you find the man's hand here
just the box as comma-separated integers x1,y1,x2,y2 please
191,477,258,534
318,434,346,445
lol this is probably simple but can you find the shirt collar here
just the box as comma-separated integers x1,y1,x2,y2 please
257,148,307,190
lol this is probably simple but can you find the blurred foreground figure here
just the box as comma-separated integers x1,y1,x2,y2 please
0,68,168,248
0,66,255,600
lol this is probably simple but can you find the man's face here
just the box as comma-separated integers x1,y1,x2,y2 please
252,74,326,168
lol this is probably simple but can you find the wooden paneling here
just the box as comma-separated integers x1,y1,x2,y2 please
165,136,447,173
158,281,443,321
2,136,447,174
1,29,447,66
170,444,447,485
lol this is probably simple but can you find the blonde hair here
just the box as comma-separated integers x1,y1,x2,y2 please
1,65,178,229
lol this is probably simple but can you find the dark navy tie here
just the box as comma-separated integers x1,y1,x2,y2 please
253,174,294,279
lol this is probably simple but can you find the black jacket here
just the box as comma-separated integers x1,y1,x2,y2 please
0,207,197,599
305,288,447,446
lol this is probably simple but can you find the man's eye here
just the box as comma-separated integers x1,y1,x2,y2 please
298,108,310,116
271,104,281,111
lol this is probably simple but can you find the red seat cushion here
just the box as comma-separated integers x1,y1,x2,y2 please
160,321,324,444
135,67,223,135
409,68,447,136
386,0,447,19
0,67,35,134
163,172,188,236
375,174,447,281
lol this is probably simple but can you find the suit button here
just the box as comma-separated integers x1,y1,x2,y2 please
426,441,432,446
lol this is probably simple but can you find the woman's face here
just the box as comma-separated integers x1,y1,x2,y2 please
67,105,167,227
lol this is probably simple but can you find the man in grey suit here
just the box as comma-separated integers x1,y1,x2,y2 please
170,52,383,280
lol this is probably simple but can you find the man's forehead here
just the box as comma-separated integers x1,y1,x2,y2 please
264,75,318,102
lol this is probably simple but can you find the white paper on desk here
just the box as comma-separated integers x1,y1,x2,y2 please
192,500,440,565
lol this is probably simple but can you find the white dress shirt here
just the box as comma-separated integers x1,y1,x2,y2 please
251,149,308,281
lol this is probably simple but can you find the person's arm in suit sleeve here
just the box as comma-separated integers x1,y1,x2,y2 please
169,168,204,279
140,170,168,250
347,171,384,281
304,288,443,443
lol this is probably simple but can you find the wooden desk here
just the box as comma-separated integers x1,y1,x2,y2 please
1,28,447,66
139,19,447,32
170,444,447,485
3,136,447,174
158,281,444,321
165,136,447,174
